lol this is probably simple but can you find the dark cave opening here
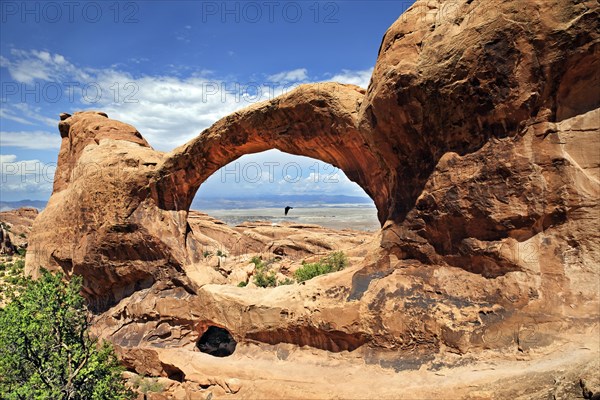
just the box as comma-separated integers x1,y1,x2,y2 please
163,364,185,382
197,326,237,357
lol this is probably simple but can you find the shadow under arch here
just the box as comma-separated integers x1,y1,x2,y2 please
150,82,391,226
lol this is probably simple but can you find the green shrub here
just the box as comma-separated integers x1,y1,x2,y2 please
12,258,24,271
253,269,277,288
16,248,26,257
203,251,212,258
5,276,26,286
251,256,279,288
237,281,247,287
5,259,24,278
250,255,263,268
250,255,281,269
216,249,227,257
0,269,134,399
294,251,348,282
324,251,348,271
294,262,333,282
278,278,295,286
131,375,163,395
250,255,293,288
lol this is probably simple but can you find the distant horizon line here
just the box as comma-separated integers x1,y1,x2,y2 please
196,194,372,198
1,194,374,205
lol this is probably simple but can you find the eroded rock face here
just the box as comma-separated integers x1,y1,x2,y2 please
0,227,17,256
0,207,39,254
26,0,599,397
26,112,187,306
363,0,599,221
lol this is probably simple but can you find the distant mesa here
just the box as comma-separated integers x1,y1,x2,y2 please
0,200,47,212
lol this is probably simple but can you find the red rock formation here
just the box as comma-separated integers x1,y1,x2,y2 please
0,207,39,254
25,0,600,397
0,227,17,256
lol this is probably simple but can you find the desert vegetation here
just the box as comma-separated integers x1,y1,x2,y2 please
0,269,133,399
247,251,348,287
0,257,27,302
294,251,348,282
250,256,280,288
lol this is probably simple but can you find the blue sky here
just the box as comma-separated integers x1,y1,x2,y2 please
0,1,412,202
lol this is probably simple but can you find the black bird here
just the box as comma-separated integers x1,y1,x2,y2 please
284,206,293,216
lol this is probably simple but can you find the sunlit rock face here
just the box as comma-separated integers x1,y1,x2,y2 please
25,0,600,397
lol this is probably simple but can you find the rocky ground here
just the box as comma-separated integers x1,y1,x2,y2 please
183,211,374,288
90,211,599,400
4,207,600,398
0,207,37,255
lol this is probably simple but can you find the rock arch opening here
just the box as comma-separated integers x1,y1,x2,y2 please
191,149,379,232
183,149,380,270
197,326,237,357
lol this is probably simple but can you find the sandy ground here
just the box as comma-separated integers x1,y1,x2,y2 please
153,326,599,399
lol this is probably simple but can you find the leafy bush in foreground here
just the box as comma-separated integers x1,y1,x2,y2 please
0,258,27,300
294,251,348,283
0,269,133,400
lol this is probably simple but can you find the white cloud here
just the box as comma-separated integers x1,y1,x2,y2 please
1,49,89,85
278,170,361,195
329,68,374,88
197,149,368,198
88,73,311,150
1,104,57,128
1,49,378,201
128,57,149,64
11,104,56,127
0,155,56,199
0,107,34,126
94,74,256,150
267,68,308,83
1,49,374,154
0,155,17,163
0,131,61,150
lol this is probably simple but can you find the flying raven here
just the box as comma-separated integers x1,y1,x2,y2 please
284,206,293,216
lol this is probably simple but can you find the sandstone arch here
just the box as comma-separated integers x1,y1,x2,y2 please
149,83,390,224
